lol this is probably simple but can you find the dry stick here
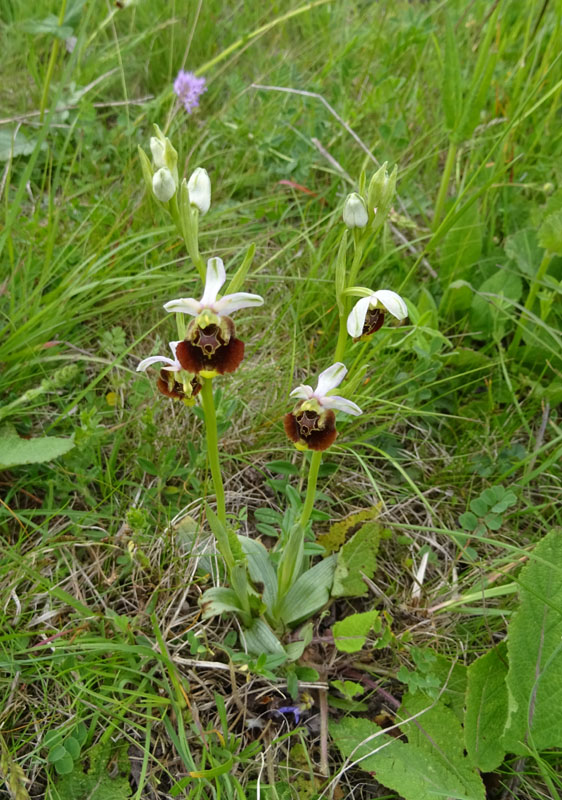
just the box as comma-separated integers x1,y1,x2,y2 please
253,83,437,278
318,687,330,777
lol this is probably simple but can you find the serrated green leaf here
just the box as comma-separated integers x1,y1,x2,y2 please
469,497,488,516
278,556,336,625
55,740,131,798
0,424,74,468
318,507,379,553
330,711,485,800
470,271,523,340
484,514,502,531
332,523,380,597
332,610,379,653
503,529,562,753
465,642,508,771
0,129,45,161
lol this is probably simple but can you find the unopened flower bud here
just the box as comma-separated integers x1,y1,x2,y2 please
343,193,368,228
152,167,176,203
367,163,397,226
150,137,166,169
187,167,211,215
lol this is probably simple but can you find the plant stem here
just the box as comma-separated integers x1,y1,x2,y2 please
433,140,458,230
200,378,226,525
334,239,363,362
299,450,322,529
39,0,68,123
508,251,552,356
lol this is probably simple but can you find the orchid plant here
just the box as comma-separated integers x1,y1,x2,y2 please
136,125,409,661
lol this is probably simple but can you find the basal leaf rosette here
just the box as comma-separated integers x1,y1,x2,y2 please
164,257,264,379
284,363,362,451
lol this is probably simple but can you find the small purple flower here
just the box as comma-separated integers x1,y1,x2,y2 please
173,70,207,114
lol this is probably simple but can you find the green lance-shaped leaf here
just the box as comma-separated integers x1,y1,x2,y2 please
242,617,286,658
0,425,74,469
465,642,508,772
503,529,562,753
278,555,336,626
238,534,278,612
224,242,256,294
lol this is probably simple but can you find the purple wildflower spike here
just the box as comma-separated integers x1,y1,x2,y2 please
173,70,207,114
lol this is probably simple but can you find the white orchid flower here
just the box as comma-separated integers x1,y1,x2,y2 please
137,341,182,373
136,341,201,404
285,363,362,452
164,257,263,319
163,257,263,378
347,290,408,339
152,167,176,203
343,193,368,228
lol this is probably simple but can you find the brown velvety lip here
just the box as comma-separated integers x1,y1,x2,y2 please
283,408,337,451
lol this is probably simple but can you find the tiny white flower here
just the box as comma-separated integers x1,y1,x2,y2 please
343,193,368,229
187,167,211,215
152,167,176,203
164,257,263,318
347,290,408,339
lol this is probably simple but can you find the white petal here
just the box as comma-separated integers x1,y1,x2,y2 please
346,296,372,338
290,384,314,400
214,292,264,315
168,340,181,358
187,167,211,215
315,362,347,398
321,395,363,416
372,289,408,320
137,355,180,372
163,298,201,316
200,257,226,306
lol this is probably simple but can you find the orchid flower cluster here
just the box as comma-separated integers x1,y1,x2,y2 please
135,126,409,657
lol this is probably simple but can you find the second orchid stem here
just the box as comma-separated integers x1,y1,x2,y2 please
200,378,226,525
299,450,322,529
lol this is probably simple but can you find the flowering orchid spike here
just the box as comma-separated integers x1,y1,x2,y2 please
163,258,264,379
347,290,408,340
136,341,202,404
285,362,362,451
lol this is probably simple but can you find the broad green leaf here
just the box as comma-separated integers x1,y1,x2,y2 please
54,753,75,775
48,744,68,763
22,15,73,38
538,210,562,255
55,740,131,798
242,618,286,657
63,736,81,760
239,535,278,611
330,712,485,800
465,642,508,771
0,129,45,161
503,529,562,753
440,202,483,284
318,507,379,553
200,587,243,619
332,610,379,653
278,556,336,625
505,229,542,277
0,424,74,468
470,270,522,340
332,523,380,597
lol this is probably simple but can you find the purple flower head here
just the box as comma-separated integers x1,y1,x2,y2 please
173,70,207,114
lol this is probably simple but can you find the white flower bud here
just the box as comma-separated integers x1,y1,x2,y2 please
187,167,211,215
150,137,166,169
343,193,368,228
152,167,176,203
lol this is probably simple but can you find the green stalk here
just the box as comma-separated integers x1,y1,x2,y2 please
433,140,458,230
334,239,363,362
200,378,226,525
508,251,552,356
299,450,322,529
39,0,68,122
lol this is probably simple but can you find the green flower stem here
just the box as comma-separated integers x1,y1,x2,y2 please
334,239,363,362
200,378,226,525
433,140,458,231
508,251,552,356
299,450,322,529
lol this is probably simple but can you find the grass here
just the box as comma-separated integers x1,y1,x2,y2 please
1,0,562,798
